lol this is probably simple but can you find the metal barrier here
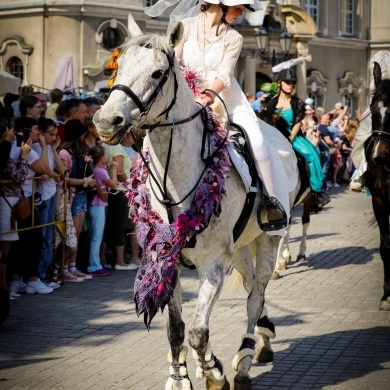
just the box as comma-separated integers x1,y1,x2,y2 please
0,175,67,284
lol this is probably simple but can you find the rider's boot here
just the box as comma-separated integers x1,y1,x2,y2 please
256,156,288,232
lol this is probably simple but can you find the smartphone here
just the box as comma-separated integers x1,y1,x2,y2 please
16,128,30,147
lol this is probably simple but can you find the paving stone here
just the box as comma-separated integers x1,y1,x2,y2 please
1,188,389,389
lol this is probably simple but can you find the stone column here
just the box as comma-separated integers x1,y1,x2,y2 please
295,40,310,100
244,54,257,94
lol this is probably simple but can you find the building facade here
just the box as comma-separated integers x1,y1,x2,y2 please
0,0,389,116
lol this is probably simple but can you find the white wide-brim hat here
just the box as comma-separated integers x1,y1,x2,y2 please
205,0,262,12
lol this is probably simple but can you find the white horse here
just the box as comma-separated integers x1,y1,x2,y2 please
94,16,299,390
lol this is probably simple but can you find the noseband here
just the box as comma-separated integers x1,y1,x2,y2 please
372,130,390,142
109,45,178,120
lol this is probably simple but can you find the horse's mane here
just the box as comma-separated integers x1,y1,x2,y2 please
120,33,173,57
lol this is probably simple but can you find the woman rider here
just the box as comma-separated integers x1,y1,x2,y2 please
265,68,330,207
147,0,295,232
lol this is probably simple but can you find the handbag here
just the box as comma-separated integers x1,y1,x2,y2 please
1,193,31,221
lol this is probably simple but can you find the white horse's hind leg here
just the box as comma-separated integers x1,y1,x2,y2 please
233,234,279,389
188,259,230,390
166,275,192,390
279,223,292,271
297,221,309,261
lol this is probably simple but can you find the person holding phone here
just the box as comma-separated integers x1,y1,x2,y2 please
8,117,54,295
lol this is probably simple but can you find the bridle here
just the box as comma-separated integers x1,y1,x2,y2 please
109,45,178,121
108,45,229,225
368,100,390,171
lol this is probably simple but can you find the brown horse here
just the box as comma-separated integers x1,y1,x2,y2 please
364,61,390,311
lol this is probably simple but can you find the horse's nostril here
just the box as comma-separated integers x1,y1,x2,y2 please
112,116,124,126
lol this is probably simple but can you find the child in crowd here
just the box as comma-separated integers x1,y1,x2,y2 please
87,145,118,277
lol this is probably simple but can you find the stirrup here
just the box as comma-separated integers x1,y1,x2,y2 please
257,196,287,232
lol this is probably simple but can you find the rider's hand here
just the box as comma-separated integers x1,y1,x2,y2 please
200,91,215,106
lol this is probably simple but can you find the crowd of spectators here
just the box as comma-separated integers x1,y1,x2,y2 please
0,87,141,302
247,90,359,192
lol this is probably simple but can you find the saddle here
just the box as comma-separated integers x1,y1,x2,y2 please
227,123,287,238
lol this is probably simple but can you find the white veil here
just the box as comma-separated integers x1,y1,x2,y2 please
145,0,201,36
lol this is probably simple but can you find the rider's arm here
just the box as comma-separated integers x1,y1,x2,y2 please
290,121,302,142
202,31,243,105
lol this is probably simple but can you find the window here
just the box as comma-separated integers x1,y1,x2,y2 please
6,56,23,81
341,0,354,35
145,0,158,6
307,92,317,108
342,94,353,114
102,27,121,51
302,0,319,25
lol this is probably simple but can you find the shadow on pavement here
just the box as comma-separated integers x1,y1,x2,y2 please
284,246,377,273
251,326,390,389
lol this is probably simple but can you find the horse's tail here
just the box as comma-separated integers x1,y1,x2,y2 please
225,266,243,293
225,242,256,293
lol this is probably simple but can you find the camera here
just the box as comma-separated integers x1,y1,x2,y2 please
16,128,30,147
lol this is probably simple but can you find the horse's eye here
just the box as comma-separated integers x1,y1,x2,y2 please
152,70,164,79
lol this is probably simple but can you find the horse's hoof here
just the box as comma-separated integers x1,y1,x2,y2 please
270,271,279,280
379,299,390,311
285,255,292,264
296,254,306,262
256,347,274,363
279,261,287,270
233,374,251,390
206,377,230,390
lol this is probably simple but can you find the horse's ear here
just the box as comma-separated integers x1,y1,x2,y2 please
168,22,184,49
373,62,382,88
128,13,143,37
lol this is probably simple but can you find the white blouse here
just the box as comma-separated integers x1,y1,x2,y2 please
175,16,254,116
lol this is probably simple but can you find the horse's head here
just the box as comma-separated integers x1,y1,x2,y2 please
94,14,184,144
370,62,390,165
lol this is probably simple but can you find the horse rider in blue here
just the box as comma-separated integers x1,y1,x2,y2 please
264,68,330,207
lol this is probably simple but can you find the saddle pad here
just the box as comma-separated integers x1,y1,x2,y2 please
227,143,252,193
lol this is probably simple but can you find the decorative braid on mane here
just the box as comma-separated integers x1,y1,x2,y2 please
126,68,231,329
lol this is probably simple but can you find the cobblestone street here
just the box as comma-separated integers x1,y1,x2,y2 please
0,187,389,389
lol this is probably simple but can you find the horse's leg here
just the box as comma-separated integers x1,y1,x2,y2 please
233,234,279,389
297,195,312,262
166,273,192,390
372,195,390,311
277,220,291,274
188,259,230,390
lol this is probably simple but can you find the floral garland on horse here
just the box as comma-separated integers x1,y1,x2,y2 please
125,68,231,328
